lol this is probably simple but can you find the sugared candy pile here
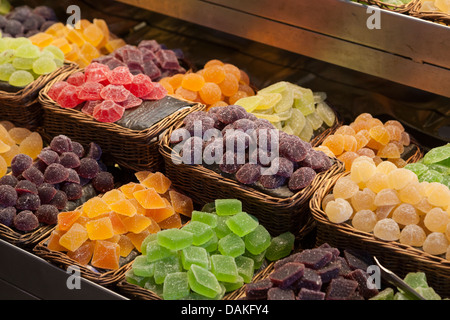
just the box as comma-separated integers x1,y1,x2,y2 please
0,134,114,232
29,19,126,68
244,244,379,300
0,121,43,178
46,171,194,270
319,113,411,171
324,156,450,259
93,40,186,81
126,198,295,299
48,62,167,123
235,81,336,142
160,59,254,109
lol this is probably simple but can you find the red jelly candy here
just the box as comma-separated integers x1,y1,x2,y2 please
48,81,68,100
77,82,104,101
81,100,101,116
127,74,154,98
56,85,83,109
100,84,130,102
93,100,125,123
118,93,142,109
106,66,133,85
141,82,167,100
66,72,86,86
85,62,110,83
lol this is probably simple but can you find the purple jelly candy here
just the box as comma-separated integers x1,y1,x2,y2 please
143,60,161,80
0,185,18,207
35,204,59,225
77,157,100,179
259,174,286,189
295,249,333,270
181,136,203,165
219,151,243,174
235,163,261,185
254,118,275,130
44,163,69,184
245,278,273,300
343,249,373,271
59,152,81,169
288,167,316,191
295,268,322,291
61,183,83,201
16,193,41,211
279,135,308,162
138,40,161,52
217,105,248,124
65,168,81,184
37,184,57,204
38,149,60,165
156,49,179,70
0,207,16,227
49,190,68,210
92,171,114,193
271,157,294,178
15,180,38,195
232,118,256,132
0,175,18,187
273,252,301,270
13,210,39,232
297,288,325,300
22,166,45,186
318,261,343,285
50,135,73,154
184,117,215,137
346,269,379,299
267,287,296,300
183,111,209,126
71,142,85,158
11,154,33,176
86,142,102,161
269,262,305,289
325,277,359,300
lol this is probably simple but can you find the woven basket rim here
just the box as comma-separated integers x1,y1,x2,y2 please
358,0,416,12
409,0,450,24
0,223,54,247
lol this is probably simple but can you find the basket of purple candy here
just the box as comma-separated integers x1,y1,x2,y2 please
160,105,345,237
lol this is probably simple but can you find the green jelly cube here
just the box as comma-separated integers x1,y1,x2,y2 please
265,232,295,261
146,240,176,262
370,287,395,300
235,255,255,283
403,272,428,290
201,202,216,213
218,233,245,258
187,264,222,299
141,234,157,255
225,211,259,237
157,228,193,250
244,224,272,255
181,246,210,270
182,221,214,245
222,275,244,292
163,272,190,300
393,292,411,300
125,269,148,287
211,254,239,283
191,210,218,228
416,287,441,300
132,255,155,277
214,216,233,238
153,255,182,284
144,277,164,297
199,233,218,253
215,199,242,216
244,249,266,270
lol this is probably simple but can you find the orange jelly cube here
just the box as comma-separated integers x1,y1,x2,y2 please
141,172,172,194
86,217,114,240
67,29,86,47
127,230,150,252
93,18,110,48
51,37,72,54
75,19,92,31
57,211,82,231
118,234,134,257
91,240,120,270
47,229,67,251
122,214,152,234
133,188,166,209
59,223,89,252
169,190,194,217
109,199,137,217
80,42,100,61
102,189,126,205
120,182,145,199
67,240,95,265
83,24,104,47
158,212,182,229
29,32,54,48
146,216,161,234
105,234,121,243
128,198,147,216
105,38,126,53
65,43,81,61
146,198,175,223
44,22,65,36
75,55,90,68
135,171,153,183
103,212,128,235
83,197,111,218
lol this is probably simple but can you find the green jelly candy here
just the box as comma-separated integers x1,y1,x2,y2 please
265,232,295,261
222,275,244,292
370,287,395,300
157,228,193,250
191,210,218,227
235,255,254,283
244,249,266,270
215,199,242,216
273,86,294,113
15,44,41,59
8,70,34,87
257,81,288,95
427,164,449,174
211,254,239,283
153,255,182,284
12,57,35,70
298,118,313,142
32,56,57,75
182,221,214,245
144,277,164,297
181,246,210,270
125,269,148,287
285,108,306,136
141,234,157,255
132,255,154,277
226,212,259,237
7,37,31,50
43,45,65,61
423,144,450,165
0,49,16,64
441,176,450,189
218,233,245,258
294,87,315,116
404,163,429,177
244,224,272,255
187,264,222,299
316,101,335,127
146,240,176,262
419,169,443,183
214,216,232,239
394,292,410,300
201,202,216,213
403,272,428,290
0,63,15,81
54,58,63,68
416,287,441,300
306,111,323,131
163,272,190,300
199,232,218,252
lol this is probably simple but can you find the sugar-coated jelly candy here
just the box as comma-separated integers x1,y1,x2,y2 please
182,221,214,246
215,199,242,216
325,198,353,224
423,207,449,233
351,210,377,233
59,223,89,252
225,211,258,237
422,232,449,255
91,240,120,270
163,272,190,300
180,246,209,270
265,232,295,261
157,229,193,251
399,224,426,247
211,254,239,283
218,233,245,258
373,218,400,241
333,176,359,199
187,264,222,299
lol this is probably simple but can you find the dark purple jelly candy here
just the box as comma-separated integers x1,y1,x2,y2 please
15,180,38,195
71,142,85,158
0,185,18,207
169,128,189,145
16,193,41,211
269,262,305,289
259,174,286,189
233,118,256,132
223,130,252,152
300,150,333,173
254,128,279,152
273,252,301,270
343,249,373,271
0,207,16,227
288,167,316,191
219,151,243,174
59,152,81,169
337,256,352,276
254,118,275,130
295,249,333,270
11,154,33,176
317,261,341,284
249,148,273,167
217,105,248,124
297,288,325,300
245,278,273,300
183,111,209,126
295,268,322,291
235,163,261,185
181,136,203,165
184,116,215,136
65,168,80,184
86,142,102,161
61,183,83,201
279,135,308,162
13,210,39,232
50,135,73,154
92,171,114,193
203,138,223,162
267,287,296,300
38,149,60,165
0,175,18,187
325,277,359,300
77,158,100,179
32,159,48,172
44,163,69,184
346,269,379,299
37,184,57,204
49,190,68,210
22,166,45,186
35,204,59,225
271,157,294,178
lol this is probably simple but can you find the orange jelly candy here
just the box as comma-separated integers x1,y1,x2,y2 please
127,230,150,252
83,197,111,218
322,134,345,156
199,82,222,105
169,190,194,217
91,240,120,270
369,125,391,145
141,172,172,194
102,189,126,205
47,229,67,251
86,217,114,240
103,212,128,235
181,73,206,92
203,65,226,84
118,234,134,257
59,223,89,252
218,73,239,97
146,198,175,223
109,199,137,217
121,214,153,234
133,188,166,209
57,211,82,231
120,182,145,199
158,212,182,229
67,240,95,265
135,170,153,183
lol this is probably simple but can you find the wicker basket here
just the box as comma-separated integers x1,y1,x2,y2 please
38,68,205,173
309,171,450,298
0,62,78,129
0,223,54,250
354,0,416,13
409,0,450,25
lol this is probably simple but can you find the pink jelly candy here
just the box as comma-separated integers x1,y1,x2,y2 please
126,74,154,98
100,84,130,102
56,85,83,109
141,82,167,100
48,81,68,101
81,100,101,116
118,93,142,109
106,66,133,85
77,82,104,101
66,72,86,87
84,62,110,83
92,100,125,123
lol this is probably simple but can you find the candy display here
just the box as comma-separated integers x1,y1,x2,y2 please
126,198,294,299
419,0,450,13
235,81,336,142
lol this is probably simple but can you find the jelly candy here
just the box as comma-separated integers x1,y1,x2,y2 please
215,199,242,216
399,224,426,247
187,264,222,299
351,210,377,233
373,218,400,241
265,232,295,261
157,229,193,251
225,212,258,237
422,232,448,255
91,240,120,270
325,198,353,224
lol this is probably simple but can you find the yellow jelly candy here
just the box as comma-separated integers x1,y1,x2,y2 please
133,188,166,209
141,172,172,194
109,199,137,217
59,223,89,252
18,132,43,159
57,210,82,231
83,197,111,218
122,214,153,234
102,189,126,205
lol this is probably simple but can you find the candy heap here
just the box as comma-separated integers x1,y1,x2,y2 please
0,121,43,177
419,0,449,13
29,19,126,68
324,156,450,259
126,198,295,300
0,35,65,87
160,59,254,109
0,5,58,38
171,105,333,192
48,62,167,123
319,113,411,171
245,244,379,300
405,144,450,187
93,40,186,81
46,171,194,270
235,81,336,142
0,134,114,232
